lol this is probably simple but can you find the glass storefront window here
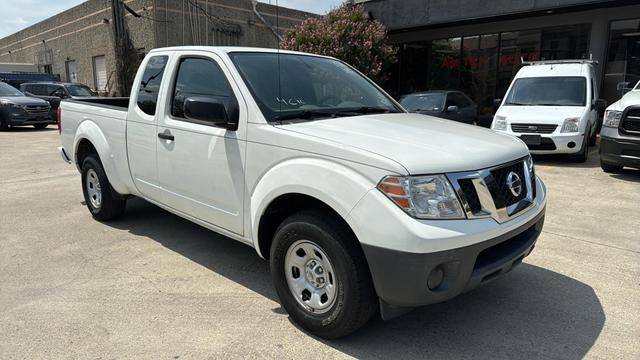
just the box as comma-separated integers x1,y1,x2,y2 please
603,19,640,105
429,37,462,90
397,42,431,95
496,30,541,100
393,24,591,119
460,34,499,120
540,25,590,60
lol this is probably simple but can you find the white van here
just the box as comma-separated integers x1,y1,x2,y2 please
491,60,606,162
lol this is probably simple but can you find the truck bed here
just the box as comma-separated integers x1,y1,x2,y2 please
65,97,129,110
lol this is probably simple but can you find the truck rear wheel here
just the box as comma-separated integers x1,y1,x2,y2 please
269,210,377,339
81,154,126,221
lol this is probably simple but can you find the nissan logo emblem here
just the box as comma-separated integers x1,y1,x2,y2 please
506,171,522,197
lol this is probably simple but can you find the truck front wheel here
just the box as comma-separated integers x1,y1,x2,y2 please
81,154,126,221
269,210,377,339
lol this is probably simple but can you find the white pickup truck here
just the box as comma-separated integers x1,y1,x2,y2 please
59,47,547,339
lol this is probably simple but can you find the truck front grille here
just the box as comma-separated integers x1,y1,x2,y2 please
511,123,557,134
24,105,50,117
448,157,536,223
621,108,640,136
490,162,528,208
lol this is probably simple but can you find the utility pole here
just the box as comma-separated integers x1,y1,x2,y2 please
110,0,142,96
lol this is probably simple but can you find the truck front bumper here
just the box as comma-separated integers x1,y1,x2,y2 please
495,129,585,154
348,177,546,319
599,131,640,170
7,114,55,126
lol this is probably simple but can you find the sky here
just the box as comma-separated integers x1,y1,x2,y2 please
0,0,345,38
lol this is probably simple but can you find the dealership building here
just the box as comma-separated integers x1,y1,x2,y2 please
361,0,640,121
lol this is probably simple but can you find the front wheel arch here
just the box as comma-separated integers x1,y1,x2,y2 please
257,193,365,262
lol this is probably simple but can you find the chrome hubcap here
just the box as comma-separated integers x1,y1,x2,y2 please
284,240,337,314
86,169,102,209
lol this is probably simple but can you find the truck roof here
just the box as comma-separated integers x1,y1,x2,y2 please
149,46,333,59
516,62,590,78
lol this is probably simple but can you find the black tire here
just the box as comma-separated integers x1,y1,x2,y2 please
589,126,597,146
0,115,8,131
600,161,623,173
571,131,589,163
81,154,126,221
270,210,377,339
33,124,48,130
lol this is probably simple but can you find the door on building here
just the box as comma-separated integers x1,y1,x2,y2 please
603,19,640,105
92,55,107,92
66,60,78,83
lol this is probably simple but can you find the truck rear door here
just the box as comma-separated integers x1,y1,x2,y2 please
126,55,170,202
156,51,246,236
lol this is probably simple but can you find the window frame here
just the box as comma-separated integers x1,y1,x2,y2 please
167,55,239,128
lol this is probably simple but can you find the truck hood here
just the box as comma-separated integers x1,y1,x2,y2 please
0,96,49,106
276,113,529,174
496,105,586,124
608,90,640,111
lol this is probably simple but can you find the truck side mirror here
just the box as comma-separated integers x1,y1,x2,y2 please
593,99,607,111
184,97,236,130
446,105,459,113
493,98,502,107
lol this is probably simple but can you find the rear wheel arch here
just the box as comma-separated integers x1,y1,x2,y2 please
75,138,99,170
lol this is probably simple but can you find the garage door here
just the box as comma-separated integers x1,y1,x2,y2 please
93,55,107,91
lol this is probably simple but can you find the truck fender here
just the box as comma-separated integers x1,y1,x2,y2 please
73,120,130,195
250,157,375,258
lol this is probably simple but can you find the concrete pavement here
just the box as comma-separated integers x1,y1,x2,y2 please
1,128,638,359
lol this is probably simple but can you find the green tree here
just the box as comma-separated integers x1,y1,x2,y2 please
281,3,397,83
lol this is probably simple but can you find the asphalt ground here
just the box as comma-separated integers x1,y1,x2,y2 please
1,127,638,359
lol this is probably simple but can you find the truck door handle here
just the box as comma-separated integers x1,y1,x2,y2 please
158,132,174,141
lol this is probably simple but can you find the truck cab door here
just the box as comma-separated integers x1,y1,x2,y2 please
126,55,170,202
156,52,246,236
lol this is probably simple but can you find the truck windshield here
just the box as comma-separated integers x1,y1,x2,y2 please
66,84,96,97
229,52,401,122
0,82,24,97
400,93,445,111
505,76,586,106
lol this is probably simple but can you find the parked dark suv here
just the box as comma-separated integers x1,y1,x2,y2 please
0,82,52,130
20,82,97,122
400,90,478,124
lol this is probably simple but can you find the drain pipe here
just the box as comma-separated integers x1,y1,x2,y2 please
251,0,283,42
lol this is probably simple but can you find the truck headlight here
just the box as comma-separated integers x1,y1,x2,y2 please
378,175,465,219
492,115,507,131
603,110,622,128
561,117,580,133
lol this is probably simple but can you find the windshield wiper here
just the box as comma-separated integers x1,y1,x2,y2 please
342,106,398,115
273,109,347,123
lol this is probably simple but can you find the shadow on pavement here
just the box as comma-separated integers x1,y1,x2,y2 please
4,126,56,132
532,147,600,169
110,198,605,360
608,169,640,182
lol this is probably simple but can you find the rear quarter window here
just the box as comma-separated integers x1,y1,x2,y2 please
136,55,169,116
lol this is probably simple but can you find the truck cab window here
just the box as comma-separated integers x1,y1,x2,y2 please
171,57,237,121
136,55,169,116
